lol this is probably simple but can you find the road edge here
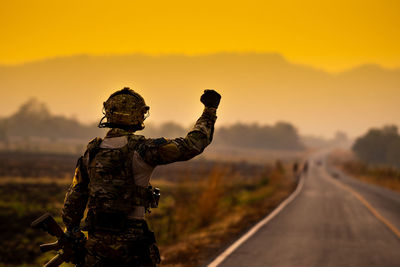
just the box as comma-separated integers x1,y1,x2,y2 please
206,173,306,267
324,164,400,241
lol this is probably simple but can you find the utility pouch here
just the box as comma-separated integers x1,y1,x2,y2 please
148,186,161,209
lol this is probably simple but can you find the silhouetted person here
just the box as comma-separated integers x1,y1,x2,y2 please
62,87,221,266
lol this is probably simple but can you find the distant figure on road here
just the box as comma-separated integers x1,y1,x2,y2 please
303,161,309,175
62,87,221,266
293,162,299,175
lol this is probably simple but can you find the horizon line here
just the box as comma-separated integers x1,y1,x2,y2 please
1,52,399,74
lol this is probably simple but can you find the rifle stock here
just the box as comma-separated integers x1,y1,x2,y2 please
43,253,67,267
39,241,61,253
31,213,86,266
31,212,64,238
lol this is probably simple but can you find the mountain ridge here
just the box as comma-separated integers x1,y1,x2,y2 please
1,53,399,137
1,53,399,74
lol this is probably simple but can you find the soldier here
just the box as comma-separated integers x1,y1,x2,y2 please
62,87,221,266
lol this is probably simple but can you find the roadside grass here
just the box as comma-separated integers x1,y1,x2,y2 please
0,156,297,266
152,162,296,266
329,149,400,193
0,182,70,266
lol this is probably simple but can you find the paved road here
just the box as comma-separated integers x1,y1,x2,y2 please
326,162,400,234
214,155,400,267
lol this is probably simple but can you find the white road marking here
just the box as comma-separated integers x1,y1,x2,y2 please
207,174,305,267
323,168,400,240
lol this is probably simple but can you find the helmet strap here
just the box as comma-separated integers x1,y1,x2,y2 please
98,116,144,131
98,115,107,128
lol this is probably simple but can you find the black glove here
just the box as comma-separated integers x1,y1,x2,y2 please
65,228,85,241
64,228,86,265
200,89,221,108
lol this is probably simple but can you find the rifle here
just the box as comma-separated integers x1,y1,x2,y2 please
31,213,86,267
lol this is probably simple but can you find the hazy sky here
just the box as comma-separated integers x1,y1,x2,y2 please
1,0,400,72
1,54,399,138
1,1,399,139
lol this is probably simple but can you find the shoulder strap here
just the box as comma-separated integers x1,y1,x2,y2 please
87,137,103,164
126,134,146,151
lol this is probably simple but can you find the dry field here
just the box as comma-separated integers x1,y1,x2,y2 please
0,150,300,266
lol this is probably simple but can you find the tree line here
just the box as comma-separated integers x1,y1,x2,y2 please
0,98,304,151
353,125,400,168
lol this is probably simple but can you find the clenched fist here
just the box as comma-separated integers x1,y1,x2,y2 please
200,89,221,109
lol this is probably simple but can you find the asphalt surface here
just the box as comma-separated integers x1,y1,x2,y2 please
215,155,400,267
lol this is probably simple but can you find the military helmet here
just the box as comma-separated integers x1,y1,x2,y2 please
98,87,150,131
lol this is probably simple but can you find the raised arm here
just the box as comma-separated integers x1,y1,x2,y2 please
139,90,221,166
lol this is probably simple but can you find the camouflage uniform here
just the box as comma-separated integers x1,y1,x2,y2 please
62,107,217,266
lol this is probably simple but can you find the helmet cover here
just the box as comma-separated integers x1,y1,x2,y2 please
99,87,149,130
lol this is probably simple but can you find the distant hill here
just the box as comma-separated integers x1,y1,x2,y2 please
1,53,399,137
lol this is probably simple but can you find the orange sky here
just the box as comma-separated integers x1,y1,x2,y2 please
1,0,400,72
1,0,400,138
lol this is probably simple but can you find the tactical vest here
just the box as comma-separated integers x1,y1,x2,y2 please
84,135,157,231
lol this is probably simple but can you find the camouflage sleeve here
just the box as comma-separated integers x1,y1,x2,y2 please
140,107,217,165
62,153,90,230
